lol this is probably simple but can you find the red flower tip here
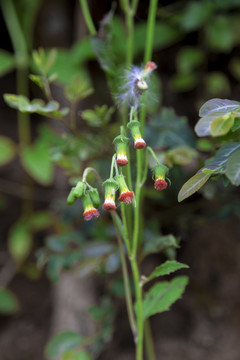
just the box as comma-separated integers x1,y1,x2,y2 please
116,158,129,166
145,61,157,71
118,191,134,204
154,178,167,191
134,139,146,149
83,208,100,221
103,202,117,211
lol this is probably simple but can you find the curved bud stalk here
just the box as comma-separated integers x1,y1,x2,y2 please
127,120,146,149
102,179,119,211
113,135,130,166
115,174,134,204
153,164,169,191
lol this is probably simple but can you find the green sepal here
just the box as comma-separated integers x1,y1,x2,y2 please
102,179,119,191
127,120,142,139
153,164,169,179
114,174,128,192
113,135,129,145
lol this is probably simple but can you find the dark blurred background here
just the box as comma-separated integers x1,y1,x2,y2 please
1,1,240,359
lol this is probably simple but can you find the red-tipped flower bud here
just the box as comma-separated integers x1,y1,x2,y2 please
152,164,169,191
127,120,146,149
102,179,119,211
82,191,100,221
115,175,134,204
113,135,130,166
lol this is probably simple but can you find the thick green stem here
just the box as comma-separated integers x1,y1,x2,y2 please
131,256,143,360
79,0,97,36
144,319,156,360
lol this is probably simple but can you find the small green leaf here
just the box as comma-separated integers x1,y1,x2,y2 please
210,114,234,136
232,117,240,132
74,350,92,360
142,276,188,320
177,47,204,74
145,260,189,284
45,331,84,358
0,50,15,76
225,150,240,186
28,211,54,231
0,288,19,314
205,72,230,96
21,141,53,185
8,223,32,264
178,172,211,202
0,136,17,166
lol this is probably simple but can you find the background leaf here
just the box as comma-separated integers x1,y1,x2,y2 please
178,172,211,202
0,288,19,314
0,136,17,166
225,150,240,185
45,331,84,358
8,223,32,264
20,141,54,185
0,50,15,76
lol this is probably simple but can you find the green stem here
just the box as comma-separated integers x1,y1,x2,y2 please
144,319,156,360
110,154,117,179
144,0,158,63
1,0,31,147
80,0,97,36
130,256,143,359
120,203,131,254
112,212,137,337
147,146,160,165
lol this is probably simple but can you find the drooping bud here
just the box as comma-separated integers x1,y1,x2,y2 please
72,181,86,199
115,175,134,204
142,61,157,77
102,179,119,211
82,191,100,221
152,164,169,191
127,120,146,149
113,135,130,166
67,181,86,205
89,188,101,208
67,188,77,205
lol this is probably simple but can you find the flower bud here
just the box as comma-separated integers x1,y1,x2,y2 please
82,191,100,221
142,61,157,77
89,188,101,208
67,188,77,205
113,135,130,166
102,179,119,211
152,164,169,191
115,175,134,204
127,120,146,149
72,181,86,199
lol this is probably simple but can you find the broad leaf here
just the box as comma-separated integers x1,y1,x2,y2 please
0,136,17,166
201,142,240,172
195,111,229,136
0,50,15,76
210,115,234,136
142,276,188,320
225,150,240,186
45,331,84,358
0,288,19,314
21,141,54,185
8,223,32,264
199,98,240,117
144,260,189,284
178,172,211,202
143,234,178,258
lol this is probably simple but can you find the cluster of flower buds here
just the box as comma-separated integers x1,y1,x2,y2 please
67,180,100,221
152,164,169,191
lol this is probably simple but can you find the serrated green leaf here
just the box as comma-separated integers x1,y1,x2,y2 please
0,288,19,314
142,276,188,320
45,331,84,358
21,141,53,185
8,223,32,264
225,150,240,185
178,172,211,202
210,114,234,136
145,260,189,284
0,50,15,76
0,136,17,166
